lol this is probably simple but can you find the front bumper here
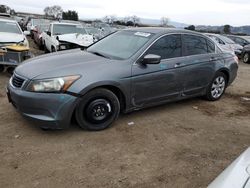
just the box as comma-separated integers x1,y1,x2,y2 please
7,84,78,129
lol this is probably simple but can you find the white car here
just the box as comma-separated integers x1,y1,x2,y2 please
0,16,31,73
208,147,250,188
43,22,94,52
205,33,243,56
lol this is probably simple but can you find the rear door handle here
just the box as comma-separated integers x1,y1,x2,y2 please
210,57,216,61
174,63,185,68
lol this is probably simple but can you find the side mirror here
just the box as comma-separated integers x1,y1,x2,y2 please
23,30,30,35
47,31,51,36
142,54,161,65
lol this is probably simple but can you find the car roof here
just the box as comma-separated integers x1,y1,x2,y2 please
0,16,16,23
124,27,202,35
51,21,81,26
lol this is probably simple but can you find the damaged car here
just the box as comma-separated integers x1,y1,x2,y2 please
7,28,238,131
43,21,94,52
0,16,32,74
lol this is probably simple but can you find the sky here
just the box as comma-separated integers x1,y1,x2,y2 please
2,0,250,26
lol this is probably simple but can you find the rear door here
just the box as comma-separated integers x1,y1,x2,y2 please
182,34,217,96
131,34,185,107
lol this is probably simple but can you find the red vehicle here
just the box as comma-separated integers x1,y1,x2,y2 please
33,24,49,50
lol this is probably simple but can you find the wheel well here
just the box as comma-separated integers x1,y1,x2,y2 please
98,85,126,112
71,85,127,125
219,70,229,84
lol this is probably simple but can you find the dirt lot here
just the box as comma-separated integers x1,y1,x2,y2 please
0,38,250,188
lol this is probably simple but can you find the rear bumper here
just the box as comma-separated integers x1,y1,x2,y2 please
228,63,238,86
7,84,78,129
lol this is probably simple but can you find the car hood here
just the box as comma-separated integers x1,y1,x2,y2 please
58,33,93,47
208,147,250,188
230,43,243,50
15,49,110,79
0,32,25,44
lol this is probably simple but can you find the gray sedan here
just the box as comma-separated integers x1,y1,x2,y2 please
7,28,239,131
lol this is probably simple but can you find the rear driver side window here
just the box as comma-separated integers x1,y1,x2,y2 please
183,35,208,56
146,34,181,59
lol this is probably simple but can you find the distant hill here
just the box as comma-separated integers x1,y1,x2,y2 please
140,18,188,28
196,25,250,35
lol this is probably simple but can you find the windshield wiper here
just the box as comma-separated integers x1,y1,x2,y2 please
89,51,111,59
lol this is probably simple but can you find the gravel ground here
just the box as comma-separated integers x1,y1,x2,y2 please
0,38,250,188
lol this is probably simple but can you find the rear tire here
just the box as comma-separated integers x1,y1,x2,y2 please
205,72,227,101
39,39,44,50
75,88,120,131
51,46,56,53
44,42,49,53
243,52,250,64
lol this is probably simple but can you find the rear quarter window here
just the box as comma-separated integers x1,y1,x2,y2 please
207,39,215,53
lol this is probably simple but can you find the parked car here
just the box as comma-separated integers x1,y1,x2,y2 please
206,33,243,57
7,28,238,131
27,19,50,39
33,24,50,50
85,27,102,42
0,16,31,74
208,147,250,188
43,22,94,52
242,44,250,63
227,35,250,47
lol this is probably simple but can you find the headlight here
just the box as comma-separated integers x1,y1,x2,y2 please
27,75,80,92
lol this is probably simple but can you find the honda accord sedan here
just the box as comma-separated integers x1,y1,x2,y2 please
7,28,239,131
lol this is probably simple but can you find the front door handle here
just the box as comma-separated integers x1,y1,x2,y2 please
210,57,216,61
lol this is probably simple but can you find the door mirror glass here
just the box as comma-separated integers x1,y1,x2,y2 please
47,31,51,36
142,54,161,64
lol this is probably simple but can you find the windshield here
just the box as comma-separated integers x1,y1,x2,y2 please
0,21,22,34
87,30,153,60
38,24,49,32
219,35,235,44
86,27,99,34
53,24,87,35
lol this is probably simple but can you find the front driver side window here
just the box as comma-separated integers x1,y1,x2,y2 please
146,34,182,59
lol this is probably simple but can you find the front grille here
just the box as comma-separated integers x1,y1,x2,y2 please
12,74,25,88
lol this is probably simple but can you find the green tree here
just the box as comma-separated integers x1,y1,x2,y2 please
223,25,231,34
185,25,196,31
0,5,7,13
62,10,79,21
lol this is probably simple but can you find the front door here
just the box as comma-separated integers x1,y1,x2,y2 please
131,34,185,107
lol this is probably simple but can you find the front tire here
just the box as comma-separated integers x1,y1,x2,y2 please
75,88,120,131
243,53,250,64
205,72,227,101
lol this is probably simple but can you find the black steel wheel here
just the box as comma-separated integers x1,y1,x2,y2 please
75,88,120,131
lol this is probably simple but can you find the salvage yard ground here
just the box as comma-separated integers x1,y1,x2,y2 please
0,38,250,187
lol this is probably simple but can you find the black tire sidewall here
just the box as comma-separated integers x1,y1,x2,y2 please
206,72,227,101
243,53,250,64
75,88,120,131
